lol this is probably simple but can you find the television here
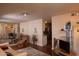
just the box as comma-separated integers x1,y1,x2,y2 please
59,40,70,53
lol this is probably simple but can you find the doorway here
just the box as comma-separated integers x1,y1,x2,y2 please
44,21,52,55
46,23,52,48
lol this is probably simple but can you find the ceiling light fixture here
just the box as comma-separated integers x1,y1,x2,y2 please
23,12,30,16
24,13,27,16
71,12,79,16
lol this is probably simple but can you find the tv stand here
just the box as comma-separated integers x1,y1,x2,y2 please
54,48,76,56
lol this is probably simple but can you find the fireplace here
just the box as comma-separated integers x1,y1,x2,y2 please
59,40,70,53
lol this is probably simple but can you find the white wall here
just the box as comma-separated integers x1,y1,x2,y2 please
52,13,71,49
20,19,44,46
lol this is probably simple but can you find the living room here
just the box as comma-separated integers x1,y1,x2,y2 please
0,3,79,56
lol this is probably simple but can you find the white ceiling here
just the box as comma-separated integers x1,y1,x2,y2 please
0,3,79,23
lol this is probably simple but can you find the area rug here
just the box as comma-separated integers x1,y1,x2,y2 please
17,47,49,56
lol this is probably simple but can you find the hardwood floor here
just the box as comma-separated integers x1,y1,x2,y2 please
29,44,52,55
29,44,58,56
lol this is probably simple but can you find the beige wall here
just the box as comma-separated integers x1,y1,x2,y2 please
71,16,79,55
0,23,4,38
20,19,45,46
52,13,71,49
0,23,18,39
73,26,79,55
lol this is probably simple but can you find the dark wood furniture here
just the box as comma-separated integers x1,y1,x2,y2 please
10,35,29,50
